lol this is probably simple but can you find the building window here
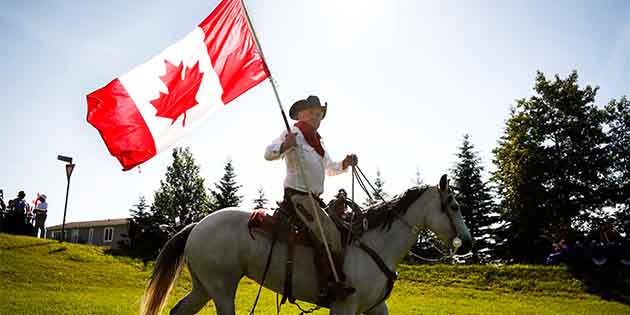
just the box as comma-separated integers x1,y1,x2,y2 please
103,227,114,243
71,229,80,242
88,228,94,244
50,231,59,240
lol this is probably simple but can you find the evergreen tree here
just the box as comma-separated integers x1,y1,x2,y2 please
451,134,498,263
210,158,243,210
492,71,610,262
124,196,169,260
364,170,388,207
153,147,212,231
413,167,424,186
129,195,150,218
252,187,269,209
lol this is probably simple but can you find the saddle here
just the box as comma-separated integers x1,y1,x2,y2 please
247,207,312,246
247,197,367,247
247,197,363,306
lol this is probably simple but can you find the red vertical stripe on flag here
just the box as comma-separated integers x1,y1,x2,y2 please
87,79,156,170
199,0,269,104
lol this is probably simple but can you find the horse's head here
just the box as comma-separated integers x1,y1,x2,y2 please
417,174,473,255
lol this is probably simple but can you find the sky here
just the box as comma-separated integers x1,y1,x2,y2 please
1,0,629,227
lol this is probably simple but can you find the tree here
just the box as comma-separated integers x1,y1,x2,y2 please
492,71,610,262
451,134,498,263
153,147,212,232
413,167,424,186
604,96,630,235
210,158,243,210
363,170,388,207
252,187,269,209
123,196,169,260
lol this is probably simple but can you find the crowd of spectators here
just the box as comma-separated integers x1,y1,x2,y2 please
0,189,48,238
546,221,630,267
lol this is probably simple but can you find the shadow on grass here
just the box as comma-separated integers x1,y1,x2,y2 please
567,262,630,305
48,247,67,254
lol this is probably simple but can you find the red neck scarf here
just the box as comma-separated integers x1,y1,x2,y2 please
294,121,325,157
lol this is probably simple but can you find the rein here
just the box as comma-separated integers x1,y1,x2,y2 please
249,231,278,315
356,240,397,314
350,166,462,261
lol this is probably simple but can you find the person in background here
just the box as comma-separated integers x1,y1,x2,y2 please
26,203,34,226
0,189,5,232
0,189,5,212
13,191,28,224
34,194,48,238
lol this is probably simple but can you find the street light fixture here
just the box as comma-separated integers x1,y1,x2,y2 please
57,155,75,242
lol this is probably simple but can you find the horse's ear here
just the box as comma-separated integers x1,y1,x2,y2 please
439,174,448,192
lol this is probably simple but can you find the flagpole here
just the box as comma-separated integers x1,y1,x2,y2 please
239,0,290,132
240,0,340,282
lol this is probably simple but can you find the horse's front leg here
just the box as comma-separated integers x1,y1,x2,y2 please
364,302,388,315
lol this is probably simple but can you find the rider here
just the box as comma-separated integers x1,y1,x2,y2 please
264,95,357,301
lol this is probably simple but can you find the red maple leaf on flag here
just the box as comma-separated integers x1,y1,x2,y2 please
150,60,205,126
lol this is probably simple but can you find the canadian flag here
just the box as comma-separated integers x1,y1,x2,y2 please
87,0,269,170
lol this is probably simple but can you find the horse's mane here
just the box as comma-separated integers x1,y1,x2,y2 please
360,185,428,231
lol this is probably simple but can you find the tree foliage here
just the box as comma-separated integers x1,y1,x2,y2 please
153,147,212,230
363,170,388,207
210,158,242,210
252,187,269,209
451,134,499,262
604,96,630,235
123,196,169,260
492,71,610,262
413,168,424,186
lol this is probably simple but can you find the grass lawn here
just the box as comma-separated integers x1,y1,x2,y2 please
1,233,628,314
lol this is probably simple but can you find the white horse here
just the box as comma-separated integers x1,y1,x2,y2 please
140,174,472,315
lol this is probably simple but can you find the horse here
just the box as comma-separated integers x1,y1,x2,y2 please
140,174,472,315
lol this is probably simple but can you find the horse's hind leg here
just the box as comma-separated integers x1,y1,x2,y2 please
201,273,241,315
169,287,210,315
170,273,211,315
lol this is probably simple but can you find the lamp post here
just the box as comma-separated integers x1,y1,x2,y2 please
57,155,75,242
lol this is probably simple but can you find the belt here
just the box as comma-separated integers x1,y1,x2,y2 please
284,187,326,209
284,187,321,198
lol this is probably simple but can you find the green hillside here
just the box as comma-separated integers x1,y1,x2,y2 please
1,233,628,315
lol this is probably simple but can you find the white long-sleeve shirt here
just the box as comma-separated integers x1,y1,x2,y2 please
265,126,347,195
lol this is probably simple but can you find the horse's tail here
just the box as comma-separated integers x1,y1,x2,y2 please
140,223,196,315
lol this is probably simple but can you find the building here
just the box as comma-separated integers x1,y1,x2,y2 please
46,218,131,249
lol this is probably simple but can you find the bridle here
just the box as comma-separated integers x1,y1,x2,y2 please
400,189,462,262
351,165,462,261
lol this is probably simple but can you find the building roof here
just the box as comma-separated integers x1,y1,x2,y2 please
48,218,131,230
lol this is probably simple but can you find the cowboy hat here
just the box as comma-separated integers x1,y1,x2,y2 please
289,95,327,120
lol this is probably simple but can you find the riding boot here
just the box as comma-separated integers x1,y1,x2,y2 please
327,251,355,301
313,246,332,304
